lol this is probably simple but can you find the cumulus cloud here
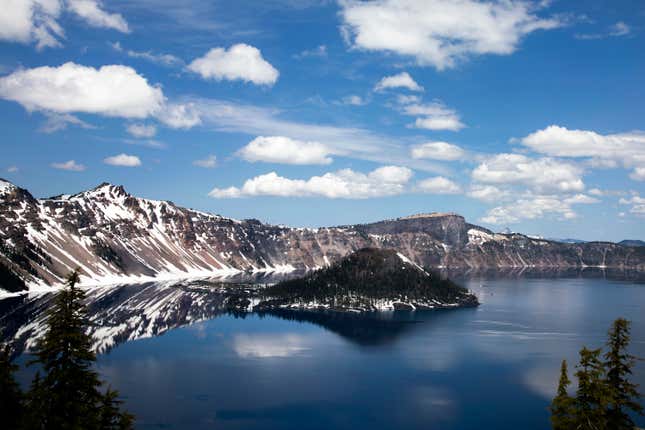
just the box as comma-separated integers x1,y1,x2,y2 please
0,62,164,118
103,153,141,167
209,166,413,199
340,0,561,69
126,123,157,138
467,185,509,203
374,72,423,92
0,0,128,49
630,167,645,181
417,176,461,194
411,141,465,160
472,153,585,192
193,155,217,168
142,97,450,174
187,44,279,86
51,160,86,171
619,194,645,216
520,125,645,181
156,102,202,129
401,101,465,131
480,193,600,225
238,136,334,165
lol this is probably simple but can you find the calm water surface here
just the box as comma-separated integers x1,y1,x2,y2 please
10,275,645,429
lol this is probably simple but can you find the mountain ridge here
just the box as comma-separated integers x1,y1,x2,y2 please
1,179,644,293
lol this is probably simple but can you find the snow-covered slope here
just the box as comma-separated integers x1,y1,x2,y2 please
1,179,644,292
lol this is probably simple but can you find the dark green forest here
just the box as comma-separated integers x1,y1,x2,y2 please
262,247,477,307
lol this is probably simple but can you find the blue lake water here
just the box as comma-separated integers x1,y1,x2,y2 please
8,275,645,429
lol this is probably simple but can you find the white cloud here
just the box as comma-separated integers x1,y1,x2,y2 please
193,155,217,168
126,123,157,138
609,21,631,37
238,136,334,165
67,0,130,33
521,125,645,181
340,0,561,70
187,44,279,86
51,160,86,171
340,95,368,106
619,194,645,216
0,0,128,50
417,176,461,194
472,153,585,192
480,192,599,225
396,94,421,104
209,166,413,199
0,62,164,118
629,167,645,181
563,194,600,204
294,44,327,59
156,102,202,129
411,141,465,160
179,98,449,174
467,185,509,203
588,188,604,196
402,101,465,131
7,166,19,173
103,153,141,167
375,72,423,92
575,21,631,40
40,112,95,133
110,41,183,67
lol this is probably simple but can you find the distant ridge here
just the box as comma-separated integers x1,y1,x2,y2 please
1,179,645,292
619,240,645,247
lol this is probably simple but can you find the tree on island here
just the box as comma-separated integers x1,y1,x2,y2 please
0,269,133,429
550,318,642,430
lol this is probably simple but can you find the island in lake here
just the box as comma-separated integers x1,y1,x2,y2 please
229,248,479,314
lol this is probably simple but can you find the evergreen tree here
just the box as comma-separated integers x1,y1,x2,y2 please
99,388,135,430
26,269,133,430
604,318,643,429
573,347,610,430
0,344,24,429
550,359,574,430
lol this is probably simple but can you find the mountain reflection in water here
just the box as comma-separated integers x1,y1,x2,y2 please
1,267,644,356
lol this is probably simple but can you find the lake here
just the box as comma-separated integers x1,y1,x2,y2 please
3,273,645,429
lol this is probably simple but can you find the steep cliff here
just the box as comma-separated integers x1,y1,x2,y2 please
1,179,643,292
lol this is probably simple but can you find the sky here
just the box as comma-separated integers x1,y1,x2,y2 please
0,0,644,241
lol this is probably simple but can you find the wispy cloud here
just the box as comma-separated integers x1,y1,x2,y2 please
575,21,631,40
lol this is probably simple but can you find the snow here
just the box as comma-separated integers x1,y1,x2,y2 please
396,252,428,275
0,179,15,194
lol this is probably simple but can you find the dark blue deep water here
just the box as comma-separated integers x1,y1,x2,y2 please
10,276,645,429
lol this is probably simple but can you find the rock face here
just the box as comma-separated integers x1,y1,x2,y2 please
1,179,644,292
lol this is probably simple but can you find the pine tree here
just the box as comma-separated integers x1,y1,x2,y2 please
550,359,574,430
99,388,135,430
604,318,643,429
574,347,610,430
26,269,133,429
0,344,24,429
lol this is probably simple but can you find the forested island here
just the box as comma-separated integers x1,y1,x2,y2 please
242,248,479,313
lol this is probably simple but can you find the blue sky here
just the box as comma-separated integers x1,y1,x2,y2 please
0,0,644,241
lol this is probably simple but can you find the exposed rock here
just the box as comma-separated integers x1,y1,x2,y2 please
1,179,644,291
